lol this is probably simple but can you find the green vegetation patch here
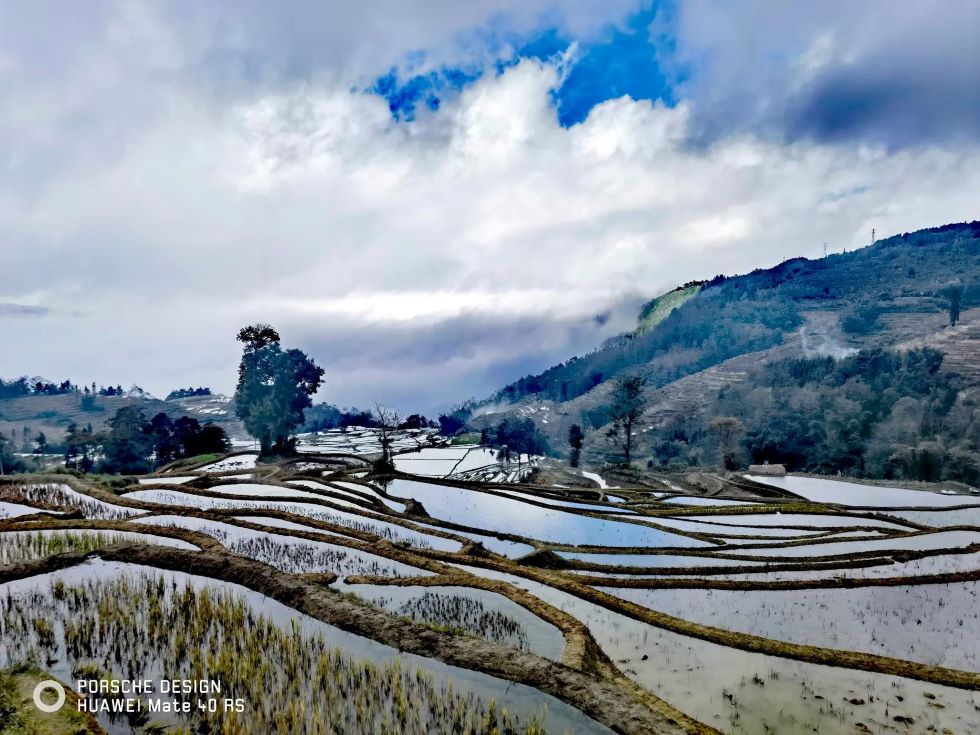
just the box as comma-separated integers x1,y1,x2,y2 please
0,666,101,735
0,531,127,567
635,284,702,334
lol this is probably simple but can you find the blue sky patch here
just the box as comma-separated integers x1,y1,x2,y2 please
370,2,677,126
371,64,484,121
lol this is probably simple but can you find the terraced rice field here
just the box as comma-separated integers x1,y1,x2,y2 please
2,447,978,734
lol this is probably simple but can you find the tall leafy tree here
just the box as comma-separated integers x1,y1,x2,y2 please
568,424,584,468
709,416,744,470
0,433,26,474
102,406,153,473
949,286,962,326
147,413,181,465
65,423,96,472
171,416,203,457
605,375,647,464
234,324,324,455
64,423,80,468
399,414,431,430
195,424,231,455
144,413,230,465
484,417,549,456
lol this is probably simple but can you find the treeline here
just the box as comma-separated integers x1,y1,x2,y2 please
646,348,978,484
478,417,550,456
0,378,138,399
62,406,230,474
166,386,212,400
302,402,460,434
301,403,375,432
0,378,77,397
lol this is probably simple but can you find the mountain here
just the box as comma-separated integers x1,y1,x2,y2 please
0,390,247,451
473,220,980,480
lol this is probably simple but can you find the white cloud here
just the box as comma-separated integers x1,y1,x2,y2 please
1,4,978,412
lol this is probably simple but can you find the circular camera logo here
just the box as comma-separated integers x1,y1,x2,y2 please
32,680,66,713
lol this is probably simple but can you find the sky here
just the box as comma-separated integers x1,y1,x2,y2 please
1,1,979,414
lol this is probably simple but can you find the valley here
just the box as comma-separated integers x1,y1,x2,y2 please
2,221,978,734
2,429,980,733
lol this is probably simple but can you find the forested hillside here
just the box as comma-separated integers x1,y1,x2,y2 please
474,220,980,482
0,383,245,455
663,347,978,483
488,222,980,407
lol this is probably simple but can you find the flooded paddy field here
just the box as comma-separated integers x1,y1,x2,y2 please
337,581,566,660
603,583,980,670
3,455,979,734
450,562,980,735
4,482,144,519
746,474,980,508
0,561,607,735
386,479,712,548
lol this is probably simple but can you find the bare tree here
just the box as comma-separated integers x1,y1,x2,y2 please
373,403,401,473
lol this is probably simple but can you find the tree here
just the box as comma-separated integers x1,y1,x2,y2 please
399,414,431,430
234,324,324,455
485,417,548,456
196,424,231,455
437,404,472,436
0,433,26,474
64,423,80,467
102,406,153,473
300,402,344,432
80,393,101,412
170,416,203,457
144,413,231,466
568,424,585,468
438,414,465,435
949,286,962,326
34,432,48,455
148,413,181,465
372,403,401,474
166,386,212,400
709,416,744,470
605,375,647,464
339,409,374,428
65,423,96,472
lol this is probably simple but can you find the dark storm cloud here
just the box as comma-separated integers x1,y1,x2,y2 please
286,299,643,414
671,1,980,148
783,35,980,148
